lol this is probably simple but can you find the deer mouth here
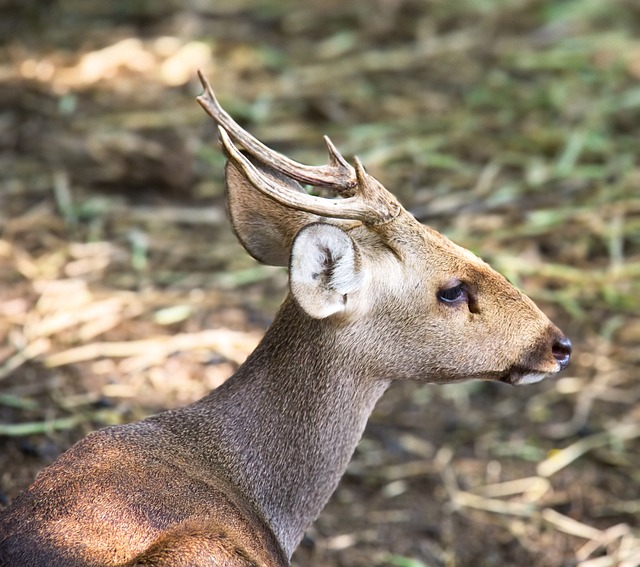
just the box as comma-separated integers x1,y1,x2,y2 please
510,371,552,386
501,363,561,386
501,329,572,386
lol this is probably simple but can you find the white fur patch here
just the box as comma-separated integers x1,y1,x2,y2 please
515,372,549,385
290,224,365,319
293,225,362,290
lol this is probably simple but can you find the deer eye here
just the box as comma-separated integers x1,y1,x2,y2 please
437,283,467,304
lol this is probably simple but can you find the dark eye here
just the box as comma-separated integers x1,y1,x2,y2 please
437,283,466,304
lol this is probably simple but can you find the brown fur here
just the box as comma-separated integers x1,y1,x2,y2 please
0,422,288,566
0,89,570,566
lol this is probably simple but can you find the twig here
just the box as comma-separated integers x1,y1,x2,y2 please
537,424,640,478
44,329,261,369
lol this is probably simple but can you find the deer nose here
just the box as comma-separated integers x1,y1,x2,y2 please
552,336,572,370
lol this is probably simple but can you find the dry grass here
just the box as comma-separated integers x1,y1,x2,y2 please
1,1,639,565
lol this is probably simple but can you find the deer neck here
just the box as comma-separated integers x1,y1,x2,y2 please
187,296,390,558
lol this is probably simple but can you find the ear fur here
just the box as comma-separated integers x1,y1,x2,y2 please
225,159,320,266
290,223,365,319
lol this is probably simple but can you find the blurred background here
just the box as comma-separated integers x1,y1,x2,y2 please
0,1,639,565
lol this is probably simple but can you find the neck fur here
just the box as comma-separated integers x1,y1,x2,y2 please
184,296,389,557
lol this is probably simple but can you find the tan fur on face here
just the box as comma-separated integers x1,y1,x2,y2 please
226,151,567,387
333,214,564,386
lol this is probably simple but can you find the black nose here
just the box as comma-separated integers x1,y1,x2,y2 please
552,336,572,369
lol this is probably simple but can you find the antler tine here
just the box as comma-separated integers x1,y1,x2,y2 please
219,126,401,225
196,70,356,193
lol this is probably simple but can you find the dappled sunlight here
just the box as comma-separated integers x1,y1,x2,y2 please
1,1,639,566
15,37,212,91
0,236,262,409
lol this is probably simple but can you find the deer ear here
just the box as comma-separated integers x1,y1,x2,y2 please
226,160,319,266
290,224,365,319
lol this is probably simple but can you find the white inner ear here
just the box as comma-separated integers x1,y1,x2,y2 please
290,224,365,319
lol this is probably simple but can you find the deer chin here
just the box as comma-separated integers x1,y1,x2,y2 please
505,363,562,386
512,372,550,386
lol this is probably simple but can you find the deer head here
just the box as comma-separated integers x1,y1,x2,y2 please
196,72,571,387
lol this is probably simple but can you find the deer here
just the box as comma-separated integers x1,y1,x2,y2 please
0,71,572,567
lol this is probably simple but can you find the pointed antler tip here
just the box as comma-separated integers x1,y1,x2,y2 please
217,125,232,148
195,70,217,105
197,69,211,89
216,126,238,159
323,135,344,165
323,135,357,185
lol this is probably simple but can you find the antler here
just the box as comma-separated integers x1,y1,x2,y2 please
196,71,402,225
197,71,356,194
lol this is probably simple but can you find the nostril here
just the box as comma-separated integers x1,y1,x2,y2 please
552,336,572,369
